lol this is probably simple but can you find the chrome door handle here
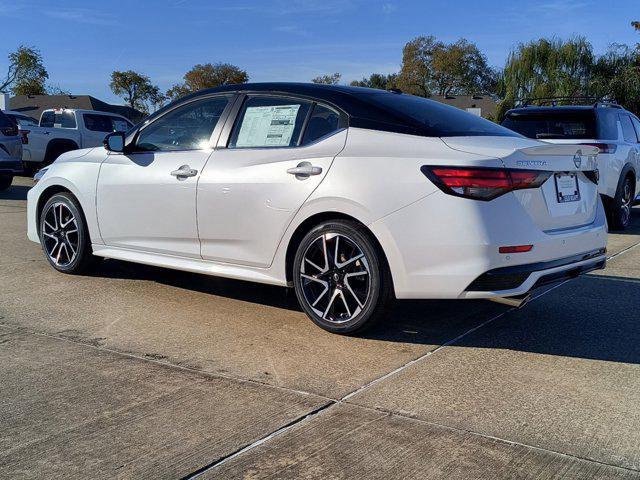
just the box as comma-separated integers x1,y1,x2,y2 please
287,161,322,179
170,165,198,178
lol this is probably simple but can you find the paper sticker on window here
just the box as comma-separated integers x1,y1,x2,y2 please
235,104,301,147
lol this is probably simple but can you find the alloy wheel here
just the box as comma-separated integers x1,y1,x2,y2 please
42,202,79,267
621,179,633,226
299,233,371,324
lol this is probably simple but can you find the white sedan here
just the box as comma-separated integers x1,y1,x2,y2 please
27,83,607,334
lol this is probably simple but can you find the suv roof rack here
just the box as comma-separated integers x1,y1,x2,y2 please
518,96,622,109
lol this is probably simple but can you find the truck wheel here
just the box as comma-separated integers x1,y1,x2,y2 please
43,142,77,167
0,174,13,191
608,175,635,230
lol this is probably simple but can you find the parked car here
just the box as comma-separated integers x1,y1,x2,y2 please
502,100,640,230
0,109,23,191
27,83,607,334
21,108,133,175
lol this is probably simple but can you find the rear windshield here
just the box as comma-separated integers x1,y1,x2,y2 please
41,111,77,129
361,94,517,137
502,110,597,140
0,110,13,127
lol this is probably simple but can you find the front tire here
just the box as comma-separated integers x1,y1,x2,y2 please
39,192,97,274
0,174,13,191
608,175,634,230
293,220,393,334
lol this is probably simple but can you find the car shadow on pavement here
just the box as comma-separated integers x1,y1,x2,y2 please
90,258,640,365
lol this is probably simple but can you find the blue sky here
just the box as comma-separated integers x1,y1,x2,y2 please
0,0,638,105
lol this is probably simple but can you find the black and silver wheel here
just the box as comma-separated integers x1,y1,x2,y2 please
293,220,393,334
608,175,634,230
39,192,96,274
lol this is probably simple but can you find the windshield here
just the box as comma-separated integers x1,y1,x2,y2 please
361,93,517,137
502,110,597,140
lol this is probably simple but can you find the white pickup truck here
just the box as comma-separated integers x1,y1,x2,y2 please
21,108,133,174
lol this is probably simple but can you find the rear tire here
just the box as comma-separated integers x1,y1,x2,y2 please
39,192,97,274
292,220,393,334
608,175,634,230
0,174,13,191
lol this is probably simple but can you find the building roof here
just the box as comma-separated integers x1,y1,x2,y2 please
7,95,145,123
428,94,498,117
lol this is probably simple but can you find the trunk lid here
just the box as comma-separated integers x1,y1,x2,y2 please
441,136,599,231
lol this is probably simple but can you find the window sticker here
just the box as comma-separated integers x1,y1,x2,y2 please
235,104,301,147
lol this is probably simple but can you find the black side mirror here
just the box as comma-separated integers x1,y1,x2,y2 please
104,132,125,152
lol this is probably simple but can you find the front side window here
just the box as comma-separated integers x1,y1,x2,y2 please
111,117,132,132
229,96,311,148
40,111,77,129
619,114,636,143
301,104,342,145
135,95,231,152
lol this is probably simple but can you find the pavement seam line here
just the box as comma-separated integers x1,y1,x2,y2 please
349,404,640,474
0,323,336,404
181,402,336,479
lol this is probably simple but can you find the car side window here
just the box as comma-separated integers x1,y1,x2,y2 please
301,104,342,145
84,114,114,132
110,117,132,132
631,117,640,143
619,114,636,143
228,96,311,148
135,95,231,152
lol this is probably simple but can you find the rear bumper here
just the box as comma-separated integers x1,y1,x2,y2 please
463,249,606,297
369,189,608,299
0,158,23,175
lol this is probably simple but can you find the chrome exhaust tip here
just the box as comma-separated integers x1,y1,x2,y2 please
488,293,531,309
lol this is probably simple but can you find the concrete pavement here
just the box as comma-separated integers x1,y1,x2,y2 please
1,176,639,479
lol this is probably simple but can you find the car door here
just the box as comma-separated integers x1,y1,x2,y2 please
620,114,640,180
96,94,234,258
197,95,347,267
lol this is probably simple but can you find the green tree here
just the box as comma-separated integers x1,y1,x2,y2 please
350,73,398,90
0,45,48,95
110,70,163,113
496,37,594,120
167,63,248,100
397,36,495,97
311,73,341,85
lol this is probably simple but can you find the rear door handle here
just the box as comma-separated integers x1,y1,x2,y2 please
170,165,198,178
287,161,322,179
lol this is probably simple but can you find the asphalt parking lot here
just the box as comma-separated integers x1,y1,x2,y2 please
2,176,640,479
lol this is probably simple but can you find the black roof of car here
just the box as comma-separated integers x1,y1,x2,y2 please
152,82,433,137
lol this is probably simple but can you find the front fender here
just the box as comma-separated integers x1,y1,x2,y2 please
27,162,102,245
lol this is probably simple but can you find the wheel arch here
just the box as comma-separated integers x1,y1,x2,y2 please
44,139,80,165
284,211,393,294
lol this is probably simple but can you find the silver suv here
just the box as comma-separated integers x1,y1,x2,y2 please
502,99,640,230
0,109,23,191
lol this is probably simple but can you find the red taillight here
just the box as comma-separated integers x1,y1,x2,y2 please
20,129,30,144
499,245,533,254
579,142,617,154
421,166,552,200
0,125,18,136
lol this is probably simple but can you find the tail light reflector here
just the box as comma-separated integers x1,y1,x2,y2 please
579,143,617,154
20,129,30,144
499,245,533,254
421,166,552,201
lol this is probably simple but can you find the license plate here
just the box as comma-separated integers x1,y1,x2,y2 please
554,173,580,203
